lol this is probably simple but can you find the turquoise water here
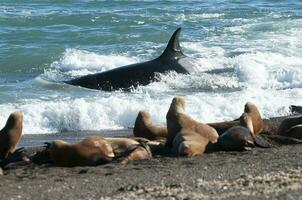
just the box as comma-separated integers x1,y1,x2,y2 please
1,1,302,134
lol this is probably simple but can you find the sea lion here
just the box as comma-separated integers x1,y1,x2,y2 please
243,102,263,135
0,112,23,160
166,96,186,147
133,111,167,140
277,115,302,136
105,137,152,164
207,102,263,135
280,125,302,140
218,126,255,151
172,130,211,156
48,136,114,167
166,96,219,156
218,115,270,151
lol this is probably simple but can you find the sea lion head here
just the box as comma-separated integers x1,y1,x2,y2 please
240,113,254,134
0,112,23,160
134,111,168,140
243,102,263,135
135,111,152,127
169,96,186,114
1,112,23,133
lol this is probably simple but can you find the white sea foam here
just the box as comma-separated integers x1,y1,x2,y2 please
50,48,140,77
0,86,300,135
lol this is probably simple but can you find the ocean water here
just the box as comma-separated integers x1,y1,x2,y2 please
1,1,302,135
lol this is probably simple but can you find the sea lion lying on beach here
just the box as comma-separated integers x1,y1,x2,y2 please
45,136,114,167
166,96,219,156
218,126,255,151
277,116,302,139
133,111,167,140
207,102,263,135
218,115,270,151
0,112,24,160
105,137,152,164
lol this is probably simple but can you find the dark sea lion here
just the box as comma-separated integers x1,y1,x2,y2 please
281,125,302,140
218,126,255,151
218,115,270,151
0,112,23,160
65,28,194,91
48,136,114,167
207,102,263,135
133,111,167,140
105,137,152,164
166,97,219,156
277,115,302,136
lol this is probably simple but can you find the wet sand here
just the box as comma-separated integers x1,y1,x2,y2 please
0,117,301,200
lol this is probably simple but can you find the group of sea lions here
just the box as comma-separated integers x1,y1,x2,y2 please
0,97,302,170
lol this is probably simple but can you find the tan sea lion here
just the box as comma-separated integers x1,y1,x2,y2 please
166,97,219,156
105,137,152,164
277,115,302,136
133,111,167,140
172,130,212,156
243,102,263,135
207,102,263,135
48,136,114,167
0,112,23,160
166,96,186,147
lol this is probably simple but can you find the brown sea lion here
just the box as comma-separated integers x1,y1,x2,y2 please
243,102,263,135
166,97,219,156
0,112,23,160
105,137,152,164
48,136,114,167
166,96,186,147
277,115,302,136
133,111,167,140
207,102,263,135
172,130,212,156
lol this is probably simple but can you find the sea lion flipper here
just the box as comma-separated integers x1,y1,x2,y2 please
253,135,272,148
262,134,302,145
0,147,29,167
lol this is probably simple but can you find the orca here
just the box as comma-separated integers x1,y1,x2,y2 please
65,28,194,91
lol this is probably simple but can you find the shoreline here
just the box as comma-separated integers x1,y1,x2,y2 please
1,115,301,199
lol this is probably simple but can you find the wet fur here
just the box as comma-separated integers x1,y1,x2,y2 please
133,111,167,140
0,112,23,160
166,97,219,156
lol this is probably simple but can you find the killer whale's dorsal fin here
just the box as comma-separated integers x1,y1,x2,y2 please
159,28,185,59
